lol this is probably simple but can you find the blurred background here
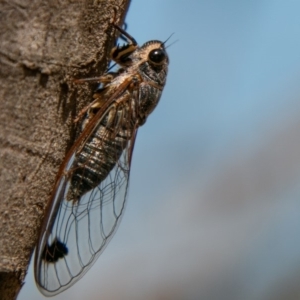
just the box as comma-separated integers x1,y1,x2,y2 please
19,0,300,299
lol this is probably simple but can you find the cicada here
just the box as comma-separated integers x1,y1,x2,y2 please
34,22,169,296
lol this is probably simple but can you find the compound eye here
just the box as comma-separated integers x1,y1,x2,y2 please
148,49,166,64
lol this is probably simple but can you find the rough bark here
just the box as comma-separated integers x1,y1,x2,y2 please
0,0,130,298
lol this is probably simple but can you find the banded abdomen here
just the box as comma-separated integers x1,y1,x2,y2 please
68,104,134,200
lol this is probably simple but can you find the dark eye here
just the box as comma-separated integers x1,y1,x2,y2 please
148,49,166,64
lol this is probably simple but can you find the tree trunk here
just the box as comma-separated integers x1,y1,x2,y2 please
0,0,130,298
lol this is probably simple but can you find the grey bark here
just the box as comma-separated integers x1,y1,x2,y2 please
0,0,130,299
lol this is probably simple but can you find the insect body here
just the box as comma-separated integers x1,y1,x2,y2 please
34,23,169,296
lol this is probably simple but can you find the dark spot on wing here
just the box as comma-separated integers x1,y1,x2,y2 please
42,238,68,263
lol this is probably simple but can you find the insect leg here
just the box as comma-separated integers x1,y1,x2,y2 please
72,73,118,123
72,73,115,84
110,24,138,66
112,24,137,46
74,93,106,124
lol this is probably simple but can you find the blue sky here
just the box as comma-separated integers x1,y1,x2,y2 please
19,1,300,299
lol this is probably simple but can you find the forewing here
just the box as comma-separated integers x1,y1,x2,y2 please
35,88,137,296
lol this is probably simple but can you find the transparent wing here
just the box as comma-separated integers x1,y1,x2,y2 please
34,86,138,296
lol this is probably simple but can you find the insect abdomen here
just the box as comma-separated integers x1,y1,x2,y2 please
68,122,130,200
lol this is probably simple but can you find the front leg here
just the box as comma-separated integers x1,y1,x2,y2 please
110,24,138,66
